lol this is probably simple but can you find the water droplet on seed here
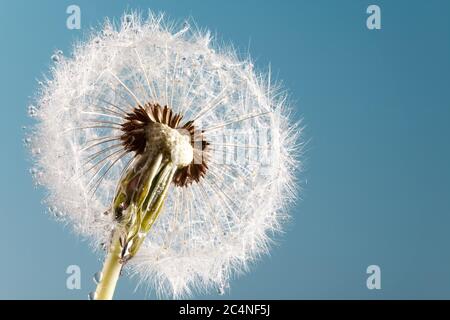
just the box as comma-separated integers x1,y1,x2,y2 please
51,50,63,63
49,206,64,218
23,137,32,146
31,148,41,155
28,105,38,117
93,271,103,284
102,29,113,37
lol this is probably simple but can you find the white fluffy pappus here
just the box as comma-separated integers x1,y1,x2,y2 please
28,12,303,298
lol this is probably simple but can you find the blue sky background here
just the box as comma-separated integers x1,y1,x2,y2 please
1,0,450,299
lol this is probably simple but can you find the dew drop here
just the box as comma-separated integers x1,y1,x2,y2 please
51,50,63,63
51,54,60,63
29,168,43,185
49,206,64,218
23,137,32,146
176,21,190,36
124,15,133,24
102,28,113,37
93,271,103,284
88,292,97,300
55,211,64,218
31,148,41,155
28,105,38,117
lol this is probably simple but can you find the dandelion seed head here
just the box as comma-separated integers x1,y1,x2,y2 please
29,12,303,298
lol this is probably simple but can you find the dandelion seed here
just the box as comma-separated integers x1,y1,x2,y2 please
28,12,302,299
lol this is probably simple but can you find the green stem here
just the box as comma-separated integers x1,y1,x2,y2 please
94,233,122,300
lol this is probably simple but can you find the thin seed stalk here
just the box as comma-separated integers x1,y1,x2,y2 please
94,152,177,300
93,232,122,300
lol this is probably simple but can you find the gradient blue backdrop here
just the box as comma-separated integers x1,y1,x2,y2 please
1,0,449,299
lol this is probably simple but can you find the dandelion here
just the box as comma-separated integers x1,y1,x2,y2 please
28,12,302,299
